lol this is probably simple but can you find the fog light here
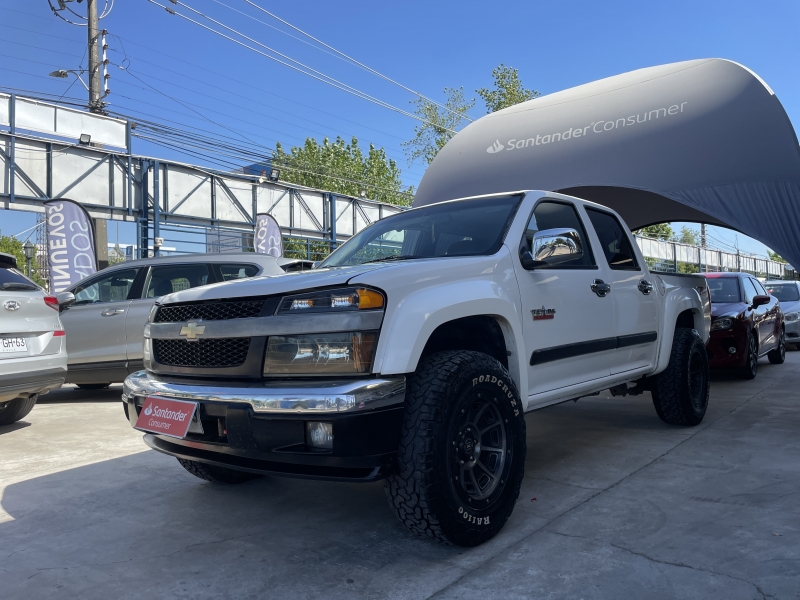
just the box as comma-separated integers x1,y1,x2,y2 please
306,421,333,449
728,346,737,354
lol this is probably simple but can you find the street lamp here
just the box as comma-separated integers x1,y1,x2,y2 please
49,69,90,91
22,241,35,278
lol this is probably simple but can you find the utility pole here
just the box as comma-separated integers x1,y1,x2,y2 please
87,0,103,113
700,223,707,248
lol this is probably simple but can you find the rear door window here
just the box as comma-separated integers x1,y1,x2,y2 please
585,208,640,271
73,269,140,304
216,263,260,281
144,264,210,298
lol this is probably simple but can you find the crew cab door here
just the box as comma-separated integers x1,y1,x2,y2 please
583,208,659,374
514,199,617,400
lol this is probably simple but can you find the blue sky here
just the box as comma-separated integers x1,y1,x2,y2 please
0,0,798,257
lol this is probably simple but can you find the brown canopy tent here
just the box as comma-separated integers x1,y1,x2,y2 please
413,59,800,267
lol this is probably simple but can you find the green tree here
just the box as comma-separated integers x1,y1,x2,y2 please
402,87,474,166
272,136,412,206
768,250,786,263
634,223,674,240
674,226,700,246
476,64,540,113
0,234,46,287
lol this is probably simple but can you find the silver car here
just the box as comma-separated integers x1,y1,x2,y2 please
58,253,302,388
765,280,800,348
0,252,67,425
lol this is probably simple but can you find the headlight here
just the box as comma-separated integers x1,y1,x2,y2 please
277,287,384,314
785,312,799,323
263,331,378,375
711,317,734,331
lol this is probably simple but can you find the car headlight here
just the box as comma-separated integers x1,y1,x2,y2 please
277,287,384,314
785,312,799,323
263,331,378,376
711,317,734,331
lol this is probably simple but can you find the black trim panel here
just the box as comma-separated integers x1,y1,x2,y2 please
530,331,658,366
617,331,658,348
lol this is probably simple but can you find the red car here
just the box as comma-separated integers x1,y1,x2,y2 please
705,272,785,379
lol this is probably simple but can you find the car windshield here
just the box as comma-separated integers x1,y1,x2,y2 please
766,283,800,302
707,277,741,303
319,195,523,268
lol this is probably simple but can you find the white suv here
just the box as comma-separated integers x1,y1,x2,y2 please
0,252,67,425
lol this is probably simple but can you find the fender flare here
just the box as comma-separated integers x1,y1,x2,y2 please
655,288,706,374
373,282,527,396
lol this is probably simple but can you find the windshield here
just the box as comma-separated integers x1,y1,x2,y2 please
320,195,523,268
766,283,800,302
707,277,741,303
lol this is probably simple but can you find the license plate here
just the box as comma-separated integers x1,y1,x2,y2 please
135,396,199,439
0,337,27,353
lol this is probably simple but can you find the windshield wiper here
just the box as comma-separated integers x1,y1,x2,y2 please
364,255,418,264
0,282,38,291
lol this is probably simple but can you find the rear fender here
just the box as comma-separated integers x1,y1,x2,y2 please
655,286,706,374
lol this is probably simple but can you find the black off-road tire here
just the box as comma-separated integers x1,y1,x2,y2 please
177,458,262,484
0,395,38,426
384,351,526,547
739,332,758,380
76,383,111,390
651,328,709,426
768,328,786,364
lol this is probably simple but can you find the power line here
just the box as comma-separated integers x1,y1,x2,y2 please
145,0,457,133
238,0,472,123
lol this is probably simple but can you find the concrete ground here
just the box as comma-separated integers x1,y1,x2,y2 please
1,356,799,600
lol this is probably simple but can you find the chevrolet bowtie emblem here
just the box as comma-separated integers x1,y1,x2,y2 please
180,322,206,341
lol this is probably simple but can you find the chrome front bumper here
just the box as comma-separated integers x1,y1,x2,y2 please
122,370,406,414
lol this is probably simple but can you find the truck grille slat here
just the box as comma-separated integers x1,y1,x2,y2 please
155,300,264,323
153,338,251,367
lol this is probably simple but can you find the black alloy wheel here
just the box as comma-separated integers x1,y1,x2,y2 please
740,333,758,380
768,327,786,364
449,390,509,506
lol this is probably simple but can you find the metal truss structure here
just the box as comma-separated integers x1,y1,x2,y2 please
0,93,404,259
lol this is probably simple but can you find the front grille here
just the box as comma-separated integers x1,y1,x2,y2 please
153,338,251,367
155,300,264,323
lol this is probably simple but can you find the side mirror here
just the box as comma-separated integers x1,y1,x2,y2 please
519,228,583,270
56,291,75,309
752,294,770,308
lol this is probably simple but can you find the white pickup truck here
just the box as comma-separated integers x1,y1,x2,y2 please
123,190,710,546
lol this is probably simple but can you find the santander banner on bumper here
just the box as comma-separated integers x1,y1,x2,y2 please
135,397,198,439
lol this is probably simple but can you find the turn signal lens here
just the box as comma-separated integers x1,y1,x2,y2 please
278,287,384,314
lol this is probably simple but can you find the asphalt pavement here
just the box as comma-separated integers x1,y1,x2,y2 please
1,355,799,599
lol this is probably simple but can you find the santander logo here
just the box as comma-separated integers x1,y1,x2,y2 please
486,139,504,154
144,405,153,416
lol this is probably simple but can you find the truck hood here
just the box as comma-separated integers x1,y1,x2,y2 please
161,263,389,304
711,302,745,319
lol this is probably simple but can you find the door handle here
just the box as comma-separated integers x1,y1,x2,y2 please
638,279,654,295
101,309,125,316
591,279,611,297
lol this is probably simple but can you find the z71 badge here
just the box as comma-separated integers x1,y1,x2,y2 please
531,306,556,321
